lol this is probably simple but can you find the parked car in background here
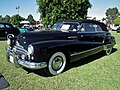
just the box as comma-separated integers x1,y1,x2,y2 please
116,27,120,33
0,22,20,39
6,20,116,76
19,25,36,33
19,24,30,33
111,26,119,31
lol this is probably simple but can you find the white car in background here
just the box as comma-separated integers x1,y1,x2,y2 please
111,26,119,31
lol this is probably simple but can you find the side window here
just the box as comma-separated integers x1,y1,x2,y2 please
61,23,78,32
0,24,5,29
84,23,96,32
82,23,103,32
96,25,103,31
51,21,63,30
5,25,11,29
69,23,78,31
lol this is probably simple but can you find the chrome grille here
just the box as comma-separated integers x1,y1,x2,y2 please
13,45,30,60
13,45,28,55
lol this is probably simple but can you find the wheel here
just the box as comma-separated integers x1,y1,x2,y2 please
47,52,67,75
7,34,14,39
105,47,112,55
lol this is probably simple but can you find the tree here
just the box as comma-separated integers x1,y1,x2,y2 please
27,14,36,25
0,15,10,22
10,14,25,27
114,16,120,25
37,0,91,27
105,7,119,23
0,15,4,22
4,15,11,22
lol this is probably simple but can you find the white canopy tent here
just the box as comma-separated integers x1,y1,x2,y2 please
20,21,30,24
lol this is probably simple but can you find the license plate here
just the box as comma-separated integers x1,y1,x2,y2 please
9,55,14,63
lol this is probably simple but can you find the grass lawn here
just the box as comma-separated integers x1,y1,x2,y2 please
0,31,120,90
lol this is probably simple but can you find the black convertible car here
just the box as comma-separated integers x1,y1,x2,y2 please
6,20,116,75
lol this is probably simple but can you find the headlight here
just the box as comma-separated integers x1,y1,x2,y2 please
28,45,34,54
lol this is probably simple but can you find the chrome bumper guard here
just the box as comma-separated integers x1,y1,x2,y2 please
6,47,47,69
18,59,47,69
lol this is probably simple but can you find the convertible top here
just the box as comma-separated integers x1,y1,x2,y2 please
57,19,108,31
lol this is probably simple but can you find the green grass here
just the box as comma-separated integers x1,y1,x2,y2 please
0,31,120,90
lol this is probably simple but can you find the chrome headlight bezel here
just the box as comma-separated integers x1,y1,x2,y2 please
28,45,34,55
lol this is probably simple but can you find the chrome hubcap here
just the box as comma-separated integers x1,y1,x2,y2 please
52,56,63,71
106,48,112,55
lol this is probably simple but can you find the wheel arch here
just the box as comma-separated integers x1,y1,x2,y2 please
47,47,71,63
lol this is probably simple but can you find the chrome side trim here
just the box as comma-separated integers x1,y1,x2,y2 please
70,45,104,57
18,59,47,69
70,43,115,57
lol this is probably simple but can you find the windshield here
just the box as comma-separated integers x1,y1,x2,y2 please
51,21,79,32
51,21,63,30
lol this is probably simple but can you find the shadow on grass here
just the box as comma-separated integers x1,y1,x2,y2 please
23,67,50,77
23,48,117,77
65,48,117,70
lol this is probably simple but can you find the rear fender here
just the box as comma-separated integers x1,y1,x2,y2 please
104,34,116,44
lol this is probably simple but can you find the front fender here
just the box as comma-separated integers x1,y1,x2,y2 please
31,40,74,62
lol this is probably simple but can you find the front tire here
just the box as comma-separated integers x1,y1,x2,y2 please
47,52,67,75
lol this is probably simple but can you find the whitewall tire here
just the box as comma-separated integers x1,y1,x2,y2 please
48,52,66,75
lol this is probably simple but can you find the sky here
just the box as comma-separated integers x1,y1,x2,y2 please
0,0,39,20
88,0,120,20
0,0,120,21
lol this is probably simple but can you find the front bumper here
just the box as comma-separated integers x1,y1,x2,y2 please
6,47,47,69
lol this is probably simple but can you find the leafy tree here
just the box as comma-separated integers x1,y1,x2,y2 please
4,15,11,22
0,15,10,22
114,16,120,25
27,14,36,25
102,18,106,21
0,15,4,22
36,0,91,27
10,14,25,27
105,7,119,23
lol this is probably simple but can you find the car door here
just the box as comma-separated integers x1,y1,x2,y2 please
0,23,6,38
76,23,106,52
82,23,106,45
4,24,15,37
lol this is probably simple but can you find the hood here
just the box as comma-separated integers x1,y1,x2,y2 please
17,31,70,49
